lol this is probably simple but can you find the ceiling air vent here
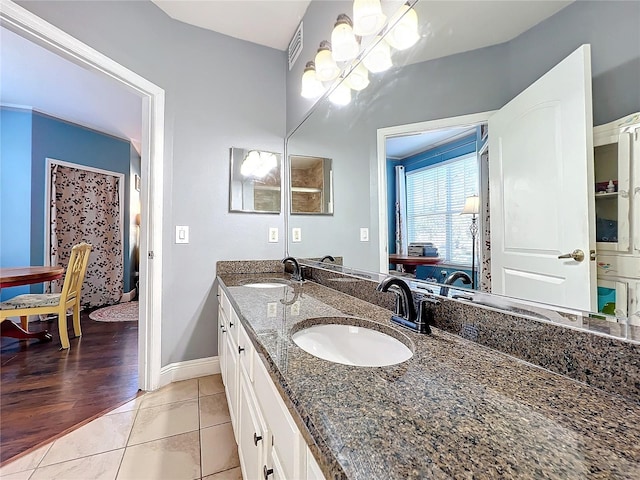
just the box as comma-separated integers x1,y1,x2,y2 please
288,21,303,71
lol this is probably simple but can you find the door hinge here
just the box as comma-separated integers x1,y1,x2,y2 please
148,251,155,259
590,249,596,261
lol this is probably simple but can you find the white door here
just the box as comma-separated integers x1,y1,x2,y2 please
489,44,597,312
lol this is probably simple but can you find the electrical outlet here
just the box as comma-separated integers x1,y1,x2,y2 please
292,228,302,243
176,226,189,244
360,227,369,242
268,227,278,243
267,302,278,318
290,301,300,316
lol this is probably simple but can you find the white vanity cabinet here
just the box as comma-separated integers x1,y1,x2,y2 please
217,286,326,480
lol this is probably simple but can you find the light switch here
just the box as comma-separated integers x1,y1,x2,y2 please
290,301,300,316
176,225,189,244
267,302,278,318
360,227,369,242
292,228,302,243
268,227,279,243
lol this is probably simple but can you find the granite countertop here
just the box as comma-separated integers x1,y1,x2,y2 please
218,273,640,479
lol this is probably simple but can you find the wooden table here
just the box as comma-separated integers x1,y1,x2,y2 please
389,254,443,275
0,266,64,342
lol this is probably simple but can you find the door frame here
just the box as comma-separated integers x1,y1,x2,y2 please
1,0,164,391
376,111,495,274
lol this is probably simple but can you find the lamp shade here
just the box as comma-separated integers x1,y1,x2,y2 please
353,0,387,36
461,195,480,215
331,14,359,62
301,61,324,99
329,81,352,106
345,61,370,91
314,41,340,82
386,4,419,51
362,37,392,73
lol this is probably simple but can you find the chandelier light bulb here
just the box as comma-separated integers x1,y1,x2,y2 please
345,62,370,91
301,61,325,99
386,3,419,51
352,0,387,36
329,81,352,106
331,14,360,63
314,41,340,82
362,37,392,73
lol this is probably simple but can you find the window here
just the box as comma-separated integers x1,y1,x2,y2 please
405,154,478,265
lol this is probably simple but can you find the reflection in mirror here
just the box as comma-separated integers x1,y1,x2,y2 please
290,155,333,215
285,1,639,330
229,147,281,214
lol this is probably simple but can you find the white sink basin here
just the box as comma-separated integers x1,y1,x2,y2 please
292,321,412,367
241,279,290,289
243,282,287,289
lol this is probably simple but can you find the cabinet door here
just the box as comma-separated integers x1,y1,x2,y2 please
218,305,227,384
238,371,267,479
306,448,326,480
224,331,239,440
594,131,631,253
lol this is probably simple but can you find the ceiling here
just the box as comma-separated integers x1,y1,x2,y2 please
386,126,477,160
1,0,573,151
151,0,312,51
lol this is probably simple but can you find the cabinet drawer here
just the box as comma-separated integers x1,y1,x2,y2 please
254,357,305,480
238,322,254,382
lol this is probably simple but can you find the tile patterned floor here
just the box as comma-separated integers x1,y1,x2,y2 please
0,375,242,480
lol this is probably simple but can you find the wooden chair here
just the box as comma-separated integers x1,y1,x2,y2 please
0,243,92,349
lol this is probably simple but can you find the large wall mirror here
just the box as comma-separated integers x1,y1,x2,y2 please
285,0,640,330
229,147,281,214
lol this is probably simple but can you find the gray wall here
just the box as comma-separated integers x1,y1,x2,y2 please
18,1,287,365
286,0,640,272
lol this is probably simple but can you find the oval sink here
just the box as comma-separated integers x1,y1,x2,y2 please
291,319,413,367
240,278,290,289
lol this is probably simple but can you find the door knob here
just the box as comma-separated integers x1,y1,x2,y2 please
557,249,585,262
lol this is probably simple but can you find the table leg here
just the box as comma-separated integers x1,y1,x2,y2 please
1,319,53,342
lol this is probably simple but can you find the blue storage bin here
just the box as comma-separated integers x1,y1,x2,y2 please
597,286,616,312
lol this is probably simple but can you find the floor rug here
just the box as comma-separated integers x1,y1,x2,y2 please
89,301,138,322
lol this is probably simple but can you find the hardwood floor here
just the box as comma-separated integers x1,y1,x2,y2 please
0,308,139,464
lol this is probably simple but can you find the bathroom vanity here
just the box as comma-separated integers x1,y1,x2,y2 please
216,263,640,480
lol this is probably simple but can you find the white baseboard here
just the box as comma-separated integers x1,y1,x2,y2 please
158,356,220,389
120,288,137,303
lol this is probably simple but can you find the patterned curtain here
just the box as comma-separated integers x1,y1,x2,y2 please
480,147,492,292
50,164,123,307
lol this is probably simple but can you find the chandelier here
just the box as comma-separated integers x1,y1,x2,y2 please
301,1,420,105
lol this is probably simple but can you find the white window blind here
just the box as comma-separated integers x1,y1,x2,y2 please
406,154,478,265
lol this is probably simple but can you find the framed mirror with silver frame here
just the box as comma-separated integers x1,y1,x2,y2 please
229,147,282,214
290,155,333,215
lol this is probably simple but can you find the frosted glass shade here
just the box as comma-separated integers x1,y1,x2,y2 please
315,47,340,82
345,62,370,91
353,0,386,36
461,195,480,215
386,4,419,50
329,82,351,106
331,20,359,62
362,37,392,73
301,64,324,99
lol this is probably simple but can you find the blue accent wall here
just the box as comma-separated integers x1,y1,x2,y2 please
0,107,133,299
1,109,33,300
31,112,132,294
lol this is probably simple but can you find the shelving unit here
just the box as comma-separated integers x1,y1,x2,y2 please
593,112,640,322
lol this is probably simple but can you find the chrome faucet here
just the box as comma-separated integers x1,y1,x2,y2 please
320,255,335,263
376,277,438,334
282,257,303,281
440,271,472,297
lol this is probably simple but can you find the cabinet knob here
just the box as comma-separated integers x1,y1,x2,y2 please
263,466,274,479
253,432,262,445
221,329,226,334
229,321,234,327
238,346,245,354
